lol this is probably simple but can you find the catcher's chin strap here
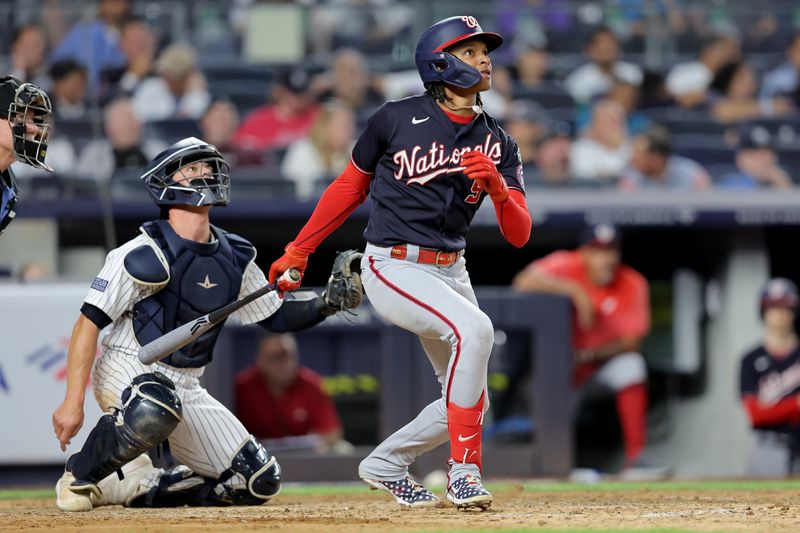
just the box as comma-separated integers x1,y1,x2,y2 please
321,249,364,319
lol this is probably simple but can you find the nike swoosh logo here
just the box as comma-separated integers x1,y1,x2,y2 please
411,116,430,125
457,432,479,442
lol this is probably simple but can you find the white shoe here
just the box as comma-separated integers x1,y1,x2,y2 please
96,454,161,507
55,472,93,512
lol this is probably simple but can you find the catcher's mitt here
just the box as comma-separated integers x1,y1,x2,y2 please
322,249,364,314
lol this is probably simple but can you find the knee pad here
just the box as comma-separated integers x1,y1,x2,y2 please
120,372,183,449
226,437,281,505
67,372,182,489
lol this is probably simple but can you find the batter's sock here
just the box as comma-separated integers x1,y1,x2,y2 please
447,393,485,472
616,383,648,463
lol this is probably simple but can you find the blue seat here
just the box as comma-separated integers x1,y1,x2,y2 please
672,135,736,166
144,119,202,144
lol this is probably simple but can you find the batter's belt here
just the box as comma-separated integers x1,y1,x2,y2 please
388,243,464,267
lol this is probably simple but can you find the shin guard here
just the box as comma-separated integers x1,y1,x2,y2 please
447,393,485,471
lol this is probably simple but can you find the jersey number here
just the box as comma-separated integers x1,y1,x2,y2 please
465,180,483,204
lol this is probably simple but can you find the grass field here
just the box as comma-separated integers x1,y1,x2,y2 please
2,479,799,532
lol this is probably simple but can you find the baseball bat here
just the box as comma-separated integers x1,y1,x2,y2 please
137,268,301,365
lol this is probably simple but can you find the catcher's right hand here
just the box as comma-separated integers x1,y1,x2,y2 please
321,249,364,315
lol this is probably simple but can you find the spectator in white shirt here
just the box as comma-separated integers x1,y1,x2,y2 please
131,43,211,122
570,99,631,183
77,97,165,181
565,27,642,104
281,101,356,200
760,32,800,101
666,34,740,108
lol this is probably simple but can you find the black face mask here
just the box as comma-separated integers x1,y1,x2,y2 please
0,76,53,172
8,83,53,171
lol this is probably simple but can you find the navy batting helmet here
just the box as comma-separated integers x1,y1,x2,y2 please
141,137,230,207
415,16,503,89
760,277,799,315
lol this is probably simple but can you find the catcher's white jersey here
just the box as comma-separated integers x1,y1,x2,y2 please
85,232,281,478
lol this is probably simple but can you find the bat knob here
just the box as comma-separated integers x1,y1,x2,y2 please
283,268,301,282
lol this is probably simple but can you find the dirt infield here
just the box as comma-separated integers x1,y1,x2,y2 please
2,484,799,532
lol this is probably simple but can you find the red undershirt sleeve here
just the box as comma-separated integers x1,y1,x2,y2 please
290,162,371,255
493,188,531,248
742,394,800,427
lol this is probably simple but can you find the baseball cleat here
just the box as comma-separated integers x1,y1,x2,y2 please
55,471,93,512
362,475,439,507
446,473,492,510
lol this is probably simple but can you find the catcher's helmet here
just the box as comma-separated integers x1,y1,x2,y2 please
0,76,53,171
141,137,230,207
760,277,799,315
415,15,503,89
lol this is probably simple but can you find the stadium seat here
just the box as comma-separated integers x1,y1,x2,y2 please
644,109,728,136
202,64,276,84
209,80,269,116
512,82,575,109
742,118,800,147
672,135,736,166
144,119,202,145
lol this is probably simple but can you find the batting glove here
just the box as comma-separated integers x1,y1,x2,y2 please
269,244,308,291
461,150,509,203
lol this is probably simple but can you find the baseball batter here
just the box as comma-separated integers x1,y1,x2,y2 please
269,16,532,510
0,75,53,234
52,137,358,511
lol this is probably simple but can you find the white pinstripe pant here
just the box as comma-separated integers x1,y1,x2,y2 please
92,350,250,479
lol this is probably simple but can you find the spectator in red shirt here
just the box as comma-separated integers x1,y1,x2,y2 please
513,224,667,478
235,332,344,452
233,68,320,153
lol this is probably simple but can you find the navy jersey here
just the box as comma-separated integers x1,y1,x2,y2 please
740,345,800,405
352,94,525,251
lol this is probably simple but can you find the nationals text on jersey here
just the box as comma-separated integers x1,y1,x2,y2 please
394,133,503,185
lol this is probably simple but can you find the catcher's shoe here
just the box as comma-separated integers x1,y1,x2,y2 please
56,471,93,512
446,473,492,511
362,475,439,507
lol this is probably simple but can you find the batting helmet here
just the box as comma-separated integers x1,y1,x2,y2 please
760,277,799,315
0,76,53,171
141,137,230,207
415,16,503,89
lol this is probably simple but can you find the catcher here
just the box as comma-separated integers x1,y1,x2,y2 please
52,137,363,511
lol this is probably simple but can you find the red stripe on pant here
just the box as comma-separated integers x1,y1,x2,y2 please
367,256,462,404
368,256,484,470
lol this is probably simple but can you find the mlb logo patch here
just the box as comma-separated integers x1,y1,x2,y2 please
91,277,109,292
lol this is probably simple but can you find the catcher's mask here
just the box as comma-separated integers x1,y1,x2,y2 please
141,137,230,207
0,76,53,171
0,169,19,234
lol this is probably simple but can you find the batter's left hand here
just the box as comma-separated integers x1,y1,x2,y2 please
461,150,509,203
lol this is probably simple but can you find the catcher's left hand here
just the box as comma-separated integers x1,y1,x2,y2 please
321,249,364,315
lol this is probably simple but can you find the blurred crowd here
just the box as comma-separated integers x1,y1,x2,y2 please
6,0,800,200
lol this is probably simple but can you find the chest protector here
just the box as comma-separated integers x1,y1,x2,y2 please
132,220,255,368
